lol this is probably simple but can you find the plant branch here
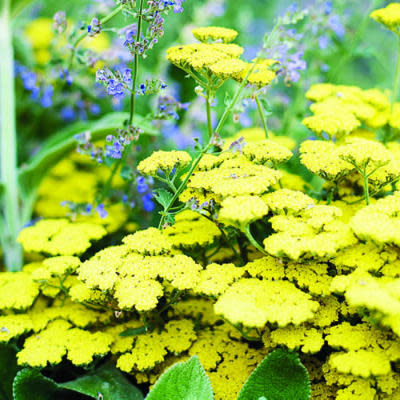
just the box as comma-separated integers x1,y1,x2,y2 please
255,94,269,138
129,0,145,125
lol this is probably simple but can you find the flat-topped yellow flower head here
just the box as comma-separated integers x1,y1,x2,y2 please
192,27,238,43
371,3,400,32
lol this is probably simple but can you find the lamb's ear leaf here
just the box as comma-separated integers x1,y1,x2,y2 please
12,369,61,400
146,356,214,400
237,349,311,400
60,360,144,400
13,362,144,400
0,342,19,400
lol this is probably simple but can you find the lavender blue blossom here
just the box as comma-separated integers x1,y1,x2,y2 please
122,0,186,56
96,204,108,218
88,17,101,37
136,176,149,193
53,11,67,34
142,193,155,212
96,67,132,99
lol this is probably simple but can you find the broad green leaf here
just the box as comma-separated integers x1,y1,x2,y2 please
13,363,143,400
146,356,213,400
13,369,61,400
60,361,143,400
0,343,19,400
237,349,311,400
153,189,174,209
18,112,157,200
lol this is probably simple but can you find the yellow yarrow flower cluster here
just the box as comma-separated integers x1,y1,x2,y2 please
137,150,192,177
351,192,400,247
166,27,277,88
218,195,269,229
305,83,392,132
17,219,106,256
192,27,238,43
264,205,357,260
370,3,400,32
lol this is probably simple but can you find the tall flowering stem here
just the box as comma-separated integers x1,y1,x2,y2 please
129,0,145,125
255,94,269,139
392,34,400,110
0,0,23,271
158,61,259,228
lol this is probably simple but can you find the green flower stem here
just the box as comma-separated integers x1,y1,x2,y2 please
129,0,145,125
158,149,208,229
255,94,269,139
205,88,213,138
392,34,400,110
214,60,259,136
0,0,23,271
243,225,268,255
68,4,124,68
362,167,370,206
158,62,259,228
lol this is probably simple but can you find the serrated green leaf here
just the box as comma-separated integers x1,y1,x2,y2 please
0,343,19,400
18,113,157,201
60,361,143,400
153,189,174,209
237,349,311,400
146,356,213,400
13,369,61,400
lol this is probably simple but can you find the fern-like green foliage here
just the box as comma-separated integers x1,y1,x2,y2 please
146,356,214,400
237,349,311,400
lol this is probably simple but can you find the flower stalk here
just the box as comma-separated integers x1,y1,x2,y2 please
0,0,23,271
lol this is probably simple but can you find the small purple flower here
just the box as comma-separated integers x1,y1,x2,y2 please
327,14,345,37
96,204,108,218
53,11,67,34
88,17,101,37
40,85,53,108
61,106,75,121
142,193,155,212
318,35,330,50
136,176,149,193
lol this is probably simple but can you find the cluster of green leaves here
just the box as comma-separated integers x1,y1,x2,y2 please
1,343,310,400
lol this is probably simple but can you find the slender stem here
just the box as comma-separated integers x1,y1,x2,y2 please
129,0,145,125
68,4,124,68
362,166,370,206
214,59,259,135
205,88,213,138
255,94,269,139
392,34,400,110
243,225,268,255
158,62,260,229
158,149,208,228
0,0,23,271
